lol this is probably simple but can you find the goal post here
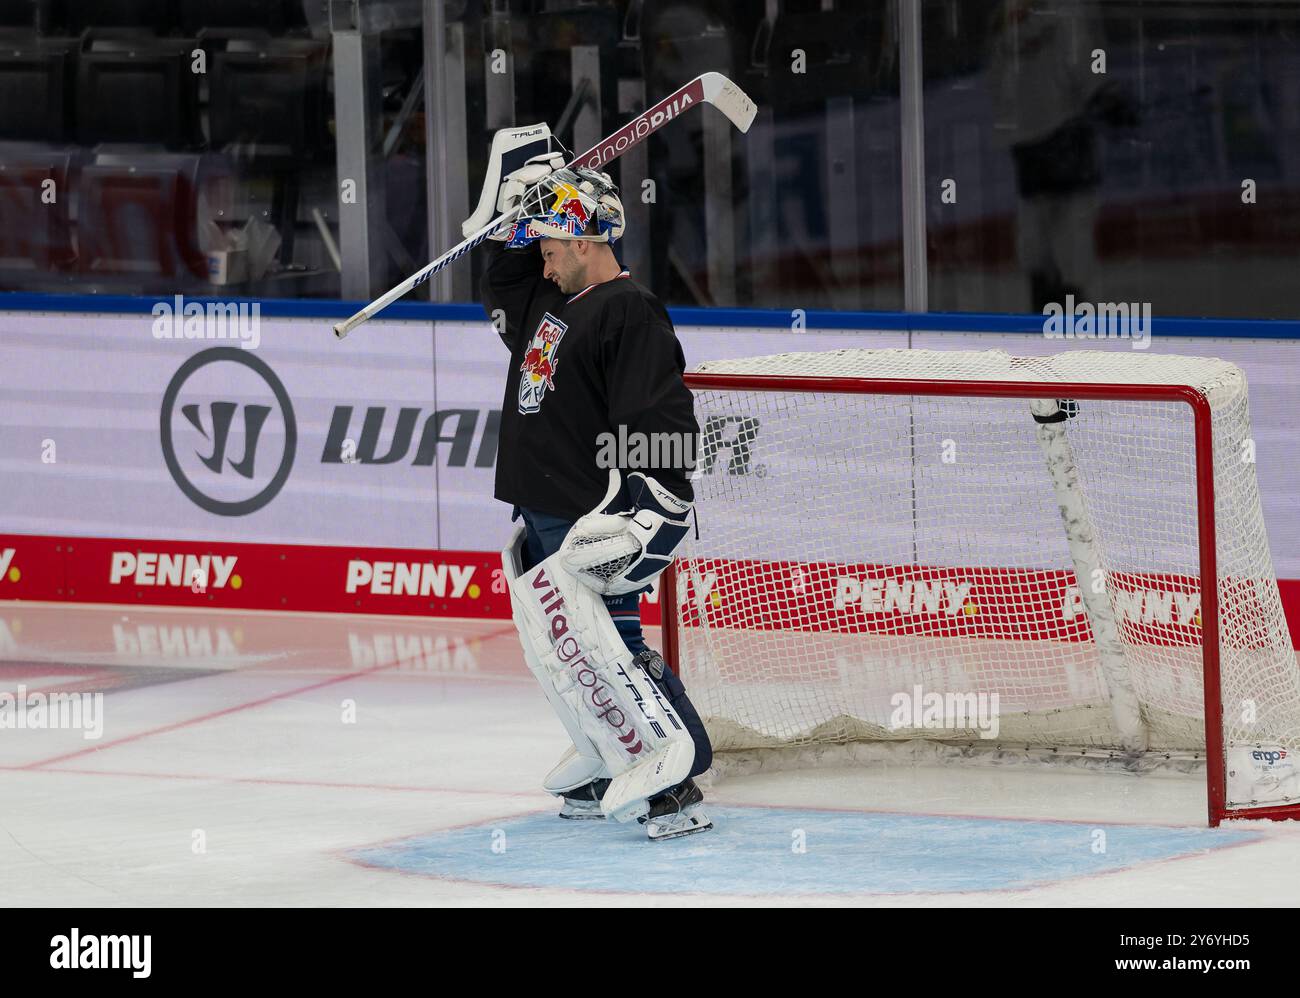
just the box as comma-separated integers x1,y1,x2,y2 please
661,348,1300,826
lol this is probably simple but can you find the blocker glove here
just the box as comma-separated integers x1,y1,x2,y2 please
560,469,694,596
462,122,566,239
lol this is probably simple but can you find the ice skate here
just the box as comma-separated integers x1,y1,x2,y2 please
556,778,610,820
640,778,712,841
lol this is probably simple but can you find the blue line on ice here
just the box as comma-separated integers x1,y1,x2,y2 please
350,807,1263,895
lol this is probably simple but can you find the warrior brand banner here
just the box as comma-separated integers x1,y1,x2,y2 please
1,311,448,547
0,307,1297,639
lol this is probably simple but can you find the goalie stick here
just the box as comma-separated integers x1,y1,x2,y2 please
333,72,756,339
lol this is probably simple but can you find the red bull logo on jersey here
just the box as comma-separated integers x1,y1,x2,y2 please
518,312,568,413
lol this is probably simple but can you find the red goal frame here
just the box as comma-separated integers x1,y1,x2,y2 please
661,372,1299,827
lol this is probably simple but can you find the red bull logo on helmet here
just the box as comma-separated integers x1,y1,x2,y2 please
549,182,590,227
505,213,582,249
519,312,568,413
505,218,549,249
560,197,589,228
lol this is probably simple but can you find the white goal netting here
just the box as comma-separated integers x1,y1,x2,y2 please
671,349,1300,817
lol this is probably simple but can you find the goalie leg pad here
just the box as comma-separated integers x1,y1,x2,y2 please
503,526,607,784
543,743,609,795
634,649,713,778
509,553,694,822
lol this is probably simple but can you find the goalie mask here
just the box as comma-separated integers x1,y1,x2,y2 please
506,167,626,248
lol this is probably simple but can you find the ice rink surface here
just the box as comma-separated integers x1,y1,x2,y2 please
2,600,1297,907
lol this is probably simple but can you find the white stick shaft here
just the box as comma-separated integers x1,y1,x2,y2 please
333,207,522,338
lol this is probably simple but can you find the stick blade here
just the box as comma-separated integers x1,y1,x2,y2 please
699,71,758,133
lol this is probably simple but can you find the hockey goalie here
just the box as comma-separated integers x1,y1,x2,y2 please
466,123,714,841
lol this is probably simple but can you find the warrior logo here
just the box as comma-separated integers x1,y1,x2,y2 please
518,312,568,414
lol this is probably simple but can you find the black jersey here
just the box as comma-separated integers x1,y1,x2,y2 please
480,241,698,521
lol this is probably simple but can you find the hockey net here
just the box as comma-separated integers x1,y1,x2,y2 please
662,348,1300,824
